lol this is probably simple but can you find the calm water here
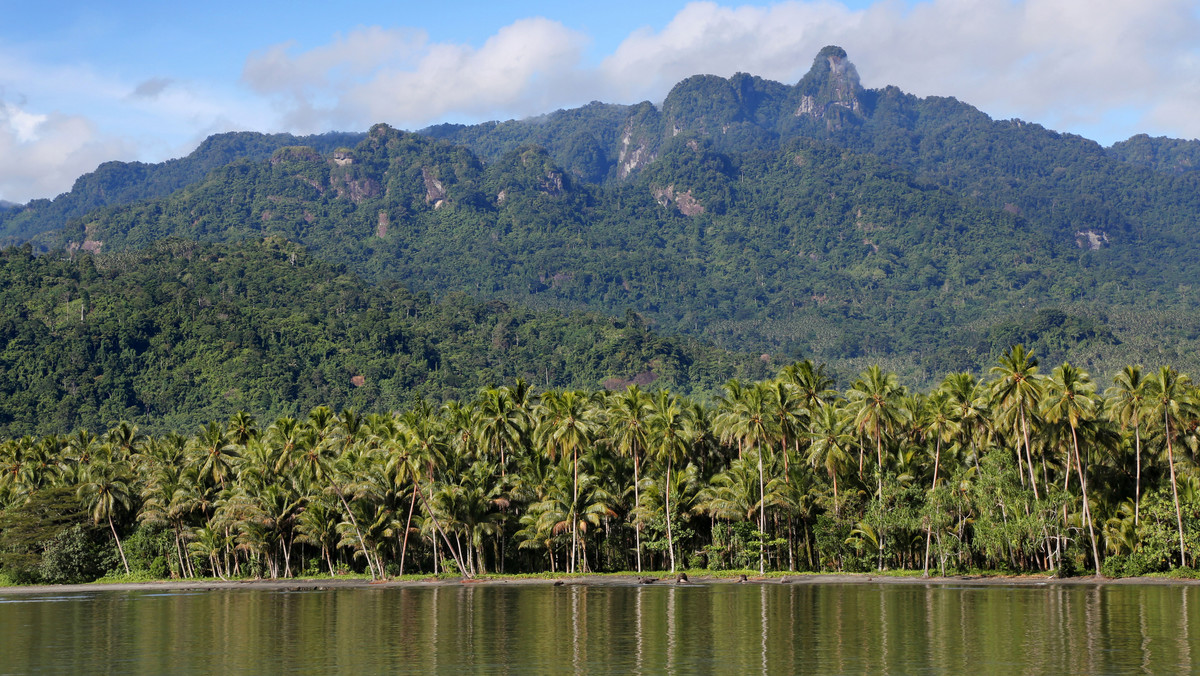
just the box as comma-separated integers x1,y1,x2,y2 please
2,581,1198,674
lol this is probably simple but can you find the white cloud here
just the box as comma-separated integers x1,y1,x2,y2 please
243,19,588,131
0,102,131,203
594,0,1200,142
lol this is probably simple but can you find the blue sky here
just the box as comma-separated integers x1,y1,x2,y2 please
2,0,1199,203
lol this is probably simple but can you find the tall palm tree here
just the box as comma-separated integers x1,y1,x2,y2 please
922,390,960,576
78,459,134,574
806,402,853,516
646,391,697,573
846,365,907,570
1042,363,1102,576
990,345,1043,498
1146,366,1192,567
606,385,652,572
1105,365,1149,525
534,390,600,574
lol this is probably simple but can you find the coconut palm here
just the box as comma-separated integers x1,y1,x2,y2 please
990,345,1043,498
806,402,854,516
1146,366,1193,567
714,382,774,574
846,365,907,570
1042,362,1102,576
646,391,697,573
606,385,652,572
77,459,134,574
1105,365,1149,525
534,390,600,574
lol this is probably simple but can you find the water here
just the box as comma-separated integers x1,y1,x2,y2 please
2,581,1197,674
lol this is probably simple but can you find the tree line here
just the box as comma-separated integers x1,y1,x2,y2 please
3,349,1198,584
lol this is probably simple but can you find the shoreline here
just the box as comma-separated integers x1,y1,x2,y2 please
4,572,1199,595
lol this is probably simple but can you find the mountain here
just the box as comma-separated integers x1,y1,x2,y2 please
10,46,1200,388
0,131,365,246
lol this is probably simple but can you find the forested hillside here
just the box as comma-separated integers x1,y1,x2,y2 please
4,46,1200,388
0,131,364,246
0,240,764,437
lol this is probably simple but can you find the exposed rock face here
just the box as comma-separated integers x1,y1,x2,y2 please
1075,229,1109,250
539,170,564,196
376,211,389,238
334,176,381,203
793,45,864,129
618,124,655,179
652,185,705,216
423,167,446,204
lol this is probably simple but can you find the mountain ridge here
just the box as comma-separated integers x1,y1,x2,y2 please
6,47,1200,387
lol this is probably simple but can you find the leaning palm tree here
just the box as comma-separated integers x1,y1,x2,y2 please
1146,366,1193,568
78,459,134,574
1105,365,1149,525
1042,362,1102,576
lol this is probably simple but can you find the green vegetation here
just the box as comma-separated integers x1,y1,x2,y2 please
3,352,1199,583
0,240,764,437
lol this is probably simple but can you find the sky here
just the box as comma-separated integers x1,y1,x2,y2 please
2,0,1199,204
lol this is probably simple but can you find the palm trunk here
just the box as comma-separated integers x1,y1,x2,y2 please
1134,424,1142,526
109,514,130,574
332,484,378,580
758,446,766,576
399,487,418,576
924,436,941,577
665,463,676,573
876,436,884,571
571,447,579,575
1019,407,1039,499
1165,412,1188,568
634,452,642,574
1070,426,1102,576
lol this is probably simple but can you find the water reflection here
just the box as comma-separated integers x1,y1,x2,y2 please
1,582,1198,674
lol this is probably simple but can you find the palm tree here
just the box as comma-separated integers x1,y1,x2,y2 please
606,385,652,572
806,402,853,516
715,382,774,574
922,390,959,575
1146,366,1192,567
846,365,906,571
476,386,527,475
990,345,1043,498
646,391,697,573
77,459,134,574
534,390,600,574
1042,363,1102,576
1105,365,1149,525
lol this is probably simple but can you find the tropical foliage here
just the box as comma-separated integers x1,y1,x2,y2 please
5,351,1200,583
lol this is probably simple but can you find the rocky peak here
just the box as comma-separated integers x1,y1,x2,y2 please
793,45,864,127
